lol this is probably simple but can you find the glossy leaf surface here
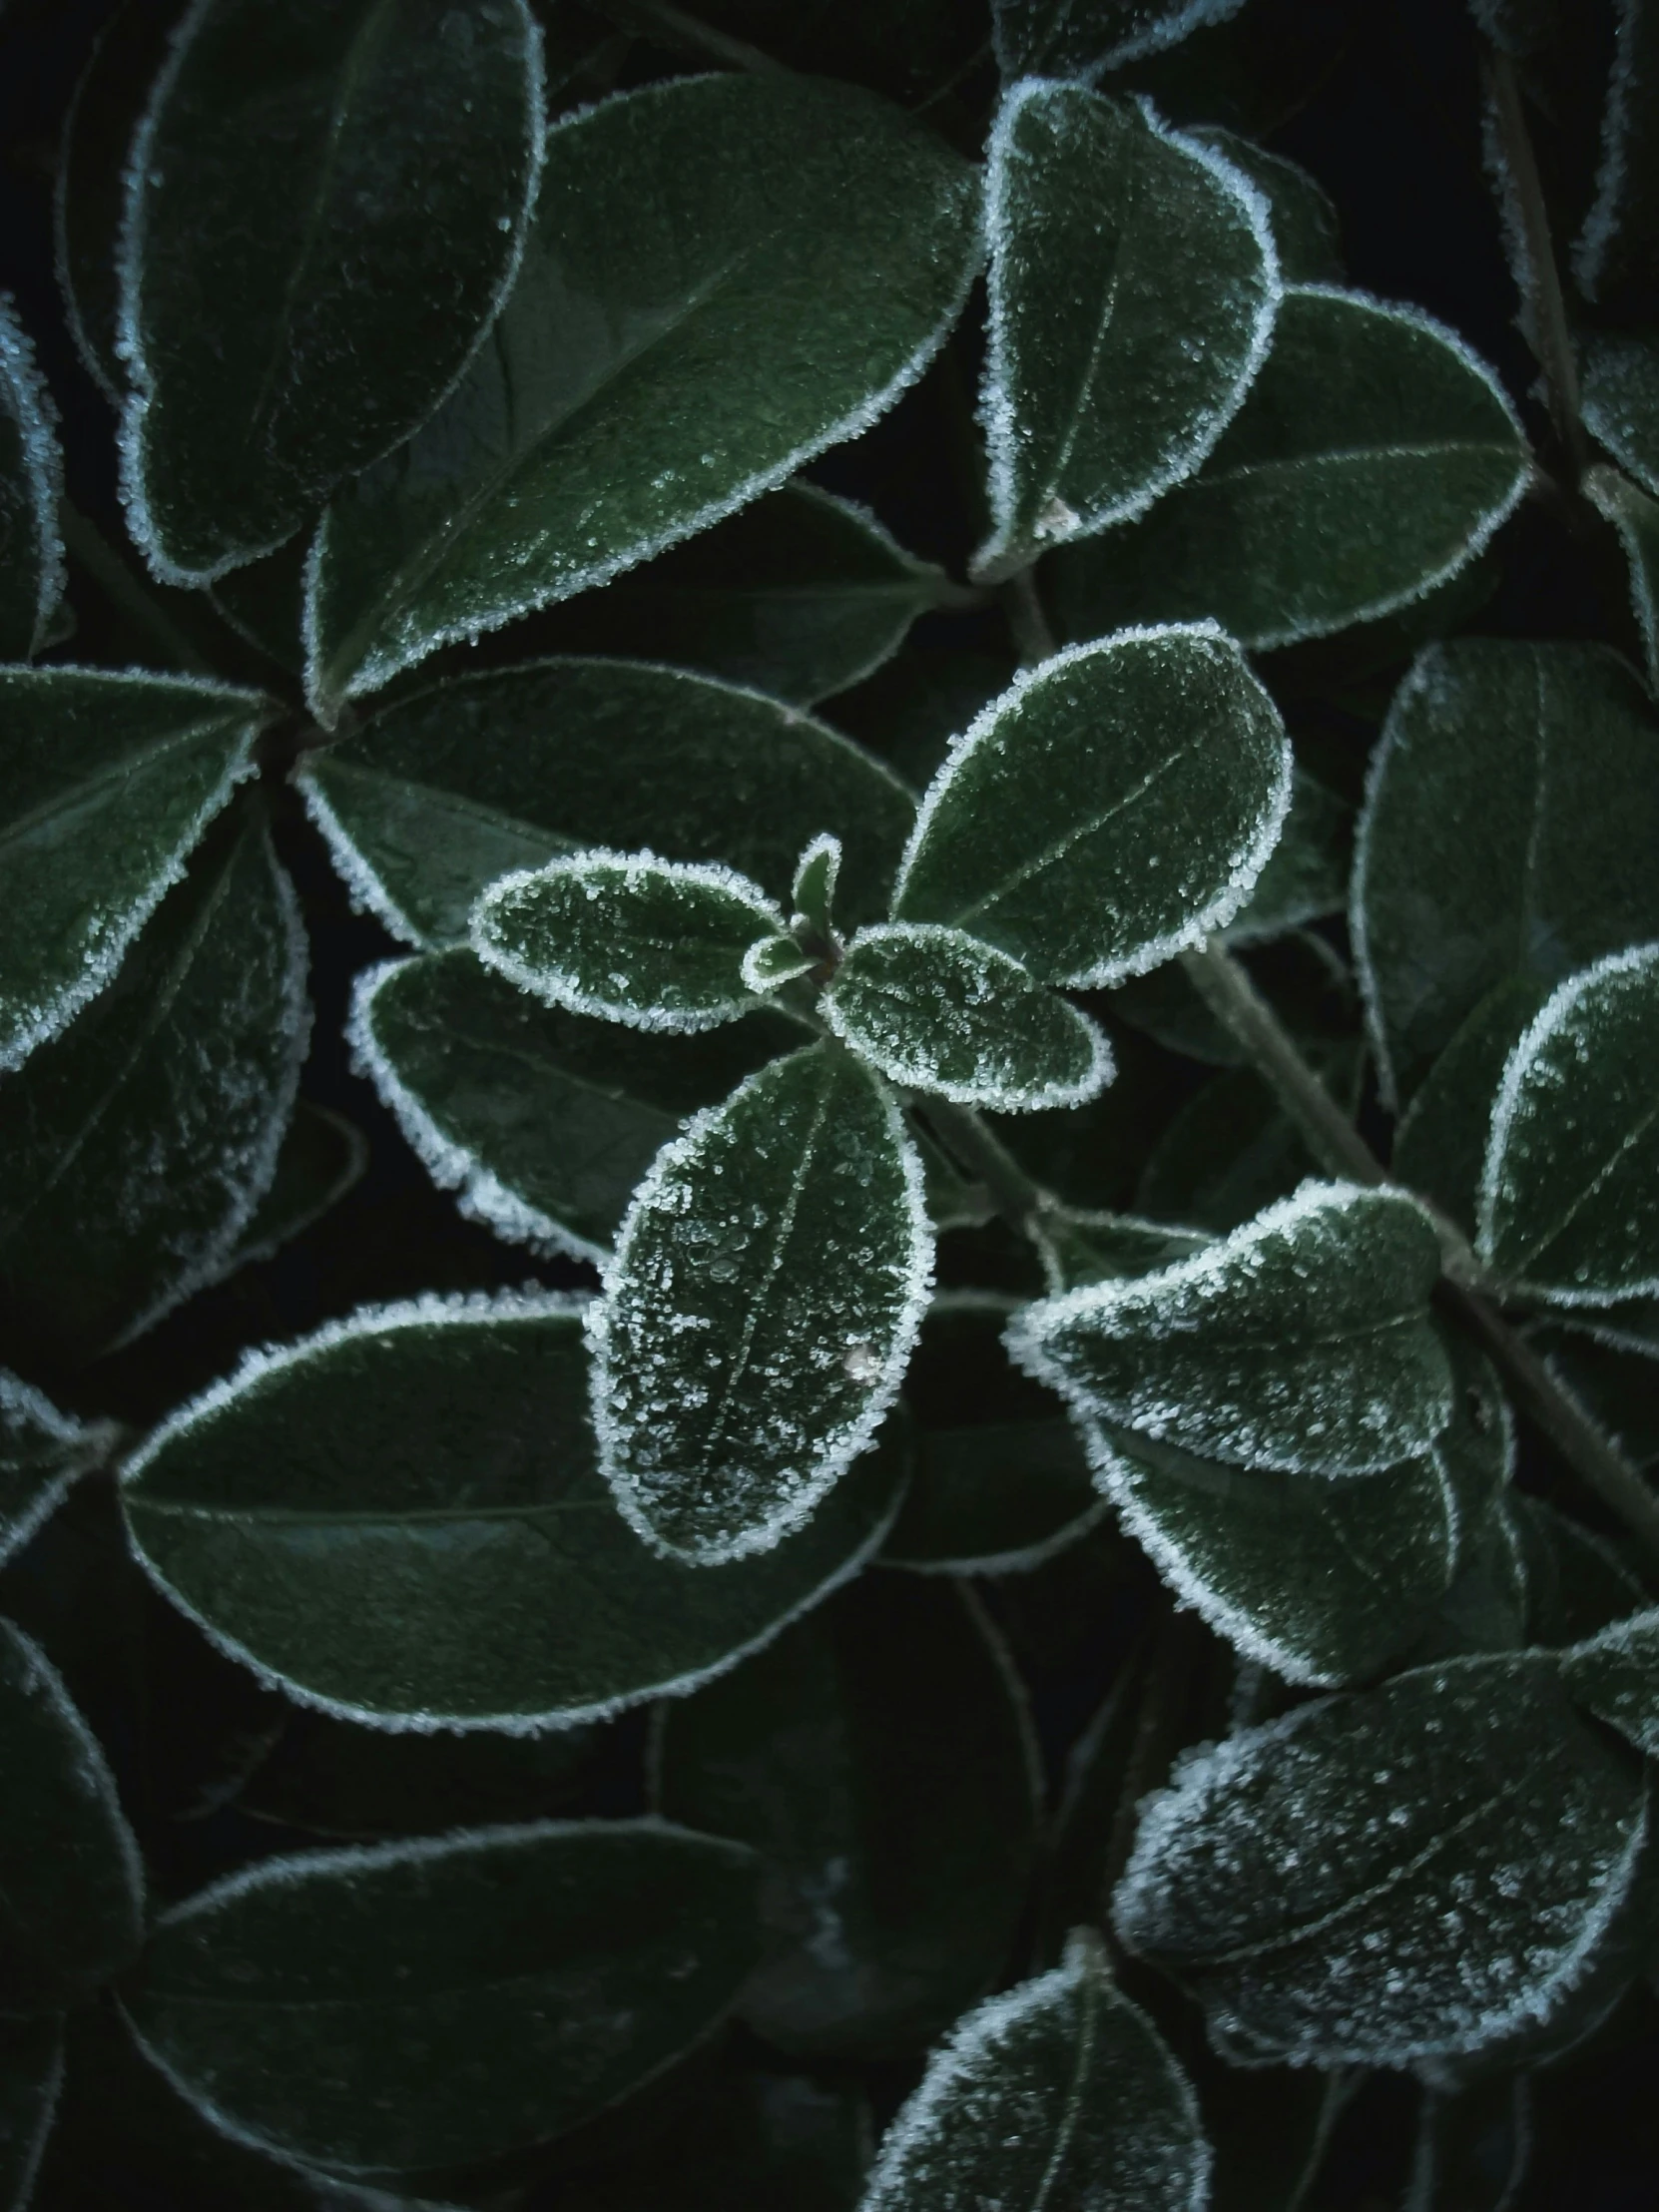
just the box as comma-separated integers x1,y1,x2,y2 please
119,0,544,582
858,1929,1211,2212
1047,286,1529,651
1353,639,1659,1106
122,1294,906,1729
0,1613,145,2011
824,924,1112,1110
351,950,801,1262
0,297,64,660
305,72,980,714
471,851,786,1032
0,667,269,1072
1479,945,1659,1304
975,81,1277,576
297,657,912,947
881,1296,1102,1573
591,1045,931,1563
656,1574,1040,2059
893,627,1290,986
121,1820,762,2176
0,1371,108,1571
0,813,308,1363
1009,1182,1452,1476
1114,1653,1649,2066
528,483,952,707
994,0,1247,76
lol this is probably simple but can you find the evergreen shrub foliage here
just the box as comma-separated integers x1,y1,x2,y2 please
5,0,1659,2204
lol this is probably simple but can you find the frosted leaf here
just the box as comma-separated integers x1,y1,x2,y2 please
893,625,1290,989
0,1612,146,2010
1034,1207,1212,1294
1561,1608,1659,1757
1007,1182,1453,1477
1221,766,1351,948
824,923,1113,1111
1352,639,1659,1110
121,1291,906,1731
293,656,912,949
120,1820,762,2177
0,293,66,660
590,1044,932,1564
1113,1652,1650,2068
1584,465,1659,697
1182,128,1344,284
0,666,272,1073
1581,331,1659,496
1572,0,1659,313
228,1099,368,1273
655,1575,1041,2060
973,82,1279,578
1046,287,1530,654
0,809,310,1362
1390,974,1553,1237
303,73,980,717
994,0,1248,78
792,830,842,946
470,850,788,1034
743,936,817,992
0,1367,114,1571
857,1928,1211,2211
116,0,544,584
0,2015,63,2212
1507,1490,1646,1650
1478,945,1659,1304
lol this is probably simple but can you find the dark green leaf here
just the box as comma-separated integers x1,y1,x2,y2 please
881,1294,1105,1572
858,1927,1211,2212
522,483,955,707
0,810,309,1362
1221,768,1351,945
1353,638,1659,1106
1390,975,1552,1234
1033,1209,1212,1292
1184,126,1344,282
1561,1606,1659,1756
1582,331,1659,495
656,1574,1039,2058
0,666,271,1071
0,299,64,662
1571,1,1659,314
994,0,1247,76
1585,463,1659,694
1047,286,1530,652
1478,944,1659,1303
1535,1326,1659,1470
118,0,544,583
0,2014,62,2212
892,626,1290,986
230,1101,368,1270
974,82,1277,577
471,851,789,1032
304,73,980,716
1008,1182,1452,1476
0,1612,145,2012
591,1044,931,1563
1510,1492,1646,1647
1114,1652,1649,2066
206,531,308,675
829,647,1016,795
121,1293,906,1728
296,657,913,947
120,1820,762,2178
349,948,803,1263
824,924,1112,1109
0,1371,112,1571
1136,1054,1358,1235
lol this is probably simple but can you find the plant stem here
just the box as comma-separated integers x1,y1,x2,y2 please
1483,46,1589,482
1000,566,1058,664
591,0,790,76
59,499,215,676
916,1095,1049,1233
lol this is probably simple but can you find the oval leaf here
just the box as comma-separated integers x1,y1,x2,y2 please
1582,330,1659,496
304,72,980,715
0,666,271,1072
824,924,1112,1110
994,0,1248,76
975,82,1278,576
591,1044,932,1564
0,810,309,1363
349,950,804,1264
655,1574,1041,2060
1561,1607,1659,1758
1113,1652,1649,2067
120,1820,761,2178
0,297,65,661
0,1613,145,2011
1352,639,1659,1108
0,1369,111,1571
892,626,1290,987
1479,944,1659,1304
295,657,913,949
1009,1181,1453,1476
1047,286,1530,652
121,1292,906,1729
1571,7,1659,313
1184,126,1344,284
118,0,545,583
471,851,786,1032
858,1929,1211,2212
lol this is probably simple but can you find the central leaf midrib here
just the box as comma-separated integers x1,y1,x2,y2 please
0,718,250,862
1187,435,1518,502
